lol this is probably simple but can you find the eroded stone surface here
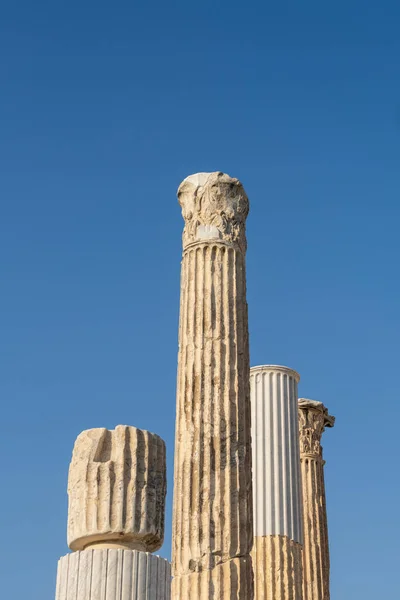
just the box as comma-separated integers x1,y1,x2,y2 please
251,536,303,600
172,172,254,599
298,399,335,600
178,171,249,253
172,558,253,600
298,399,334,457
67,425,166,552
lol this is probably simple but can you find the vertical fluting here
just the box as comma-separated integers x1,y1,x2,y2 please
298,400,335,600
68,425,166,552
252,537,303,600
250,365,303,600
55,550,171,600
56,426,170,600
172,172,253,599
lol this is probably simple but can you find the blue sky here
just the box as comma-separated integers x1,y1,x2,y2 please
1,1,399,597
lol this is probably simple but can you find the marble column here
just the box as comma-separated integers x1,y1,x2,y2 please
55,425,171,600
298,400,335,600
172,172,254,599
250,365,303,600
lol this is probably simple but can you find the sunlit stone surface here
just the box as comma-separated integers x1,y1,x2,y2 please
298,399,335,600
56,426,170,600
68,425,166,552
172,172,254,599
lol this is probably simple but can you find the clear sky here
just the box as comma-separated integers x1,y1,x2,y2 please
1,1,399,598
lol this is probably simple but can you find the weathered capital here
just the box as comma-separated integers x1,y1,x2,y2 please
67,425,167,552
298,399,335,457
178,171,249,252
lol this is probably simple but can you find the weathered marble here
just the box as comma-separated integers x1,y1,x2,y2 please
172,172,254,599
56,549,171,600
68,425,166,552
250,365,303,600
298,399,335,600
252,537,303,600
172,558,253,599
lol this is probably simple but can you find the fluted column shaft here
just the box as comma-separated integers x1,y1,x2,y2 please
172,172,253,599
56,426,170,600
56,550,171,600
250,365,303,600
298,400,334,600
68,426,166,552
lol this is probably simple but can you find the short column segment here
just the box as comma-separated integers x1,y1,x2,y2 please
55,425,170,600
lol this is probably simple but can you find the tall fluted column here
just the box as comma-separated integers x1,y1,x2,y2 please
298,400,335,600
172,172,254,599
55,425,171,600
250,365,303,600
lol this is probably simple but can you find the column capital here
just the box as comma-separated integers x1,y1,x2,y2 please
178,171,249,252
251,364,301,383
298,399,335,457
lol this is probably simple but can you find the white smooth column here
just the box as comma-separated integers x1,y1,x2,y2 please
56,550,171,600
250,365,303,600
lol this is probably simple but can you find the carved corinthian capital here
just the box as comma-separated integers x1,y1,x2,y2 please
298,399,335,457
177,171,249,252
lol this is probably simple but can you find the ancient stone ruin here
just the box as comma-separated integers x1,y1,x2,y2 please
56,426,170,599
54,172,334,599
